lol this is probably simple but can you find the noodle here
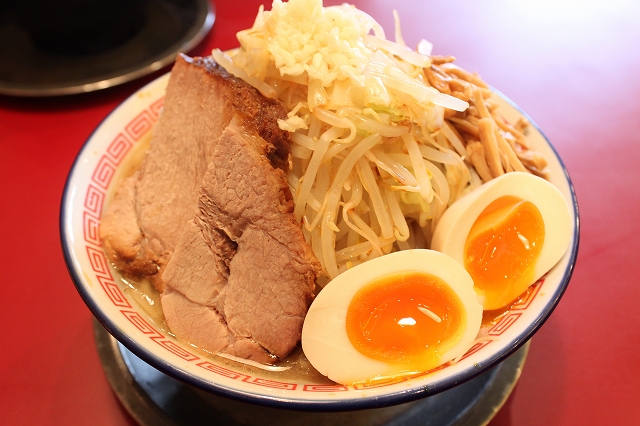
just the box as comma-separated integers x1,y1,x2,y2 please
220,0,550,279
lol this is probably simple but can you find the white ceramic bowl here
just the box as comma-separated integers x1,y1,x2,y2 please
61,73,579,410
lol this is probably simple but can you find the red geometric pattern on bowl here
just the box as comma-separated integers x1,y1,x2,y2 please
246,378,297,391
154,340,201,362
105,133,133,165
83,211,101,246
303,384,349,392
86,246,112,277
80,93,546,393
456,339,492,362
125,110,155,141
352,372,428,390
197,361,251,381
488,280,542,337
149,98,165,118
121,310,164,337
459,280,544,356
512,279,543,310
91,156,117,190
489,313,523,336
84,184,105,216
96,276,131,308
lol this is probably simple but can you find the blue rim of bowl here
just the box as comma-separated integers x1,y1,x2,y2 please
60,77,580,412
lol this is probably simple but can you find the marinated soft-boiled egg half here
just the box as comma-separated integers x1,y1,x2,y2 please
431,172,572,311
301,249,482,386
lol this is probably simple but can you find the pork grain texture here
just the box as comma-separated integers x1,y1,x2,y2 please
100,54,320,362
100,53,290,290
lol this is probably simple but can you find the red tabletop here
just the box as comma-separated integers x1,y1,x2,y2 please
2,1,639,424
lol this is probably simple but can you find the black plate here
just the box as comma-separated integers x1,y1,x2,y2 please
93,320,529,426
0,0,214,96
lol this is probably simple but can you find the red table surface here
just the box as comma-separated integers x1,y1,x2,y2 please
2,0,639,424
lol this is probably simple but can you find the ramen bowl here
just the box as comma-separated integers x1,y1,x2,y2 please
60,72,579,411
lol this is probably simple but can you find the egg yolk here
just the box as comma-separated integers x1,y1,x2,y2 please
346,272,465,372
464,195,544,310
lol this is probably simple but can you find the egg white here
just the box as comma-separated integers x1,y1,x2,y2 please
301,249,482,386
431,172,572,309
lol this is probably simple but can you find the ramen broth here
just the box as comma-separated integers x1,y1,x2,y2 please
114,267,331,382
115,261,540,383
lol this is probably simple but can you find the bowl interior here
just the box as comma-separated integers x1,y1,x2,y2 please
61,73,579,410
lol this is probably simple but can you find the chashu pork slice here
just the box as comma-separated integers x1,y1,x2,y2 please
161,118,321,362
100,54,290,291
100,53,321,362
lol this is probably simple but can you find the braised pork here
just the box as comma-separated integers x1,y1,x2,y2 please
100,54,321,362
